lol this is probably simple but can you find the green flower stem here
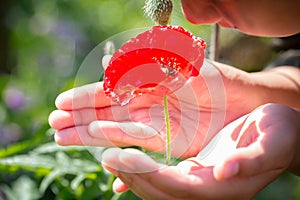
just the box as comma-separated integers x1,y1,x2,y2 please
163,95,171,165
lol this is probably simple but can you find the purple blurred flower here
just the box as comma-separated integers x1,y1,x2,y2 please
0,123,22,146
53,20,86,42
3,87,26,111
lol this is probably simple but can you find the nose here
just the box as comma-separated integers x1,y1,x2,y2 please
181,0,221,24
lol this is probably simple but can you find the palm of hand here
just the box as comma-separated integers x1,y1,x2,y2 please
105,104,298,200
49,60,230,158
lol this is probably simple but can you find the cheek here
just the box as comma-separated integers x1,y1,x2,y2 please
181,0,221,24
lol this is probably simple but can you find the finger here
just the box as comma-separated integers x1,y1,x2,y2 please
55,82,114,110
104,148,286,199
49,110,74,130
48,106,130,130
213,139,289,181
112,178,129,193
102,162,128,193
89,121,164,152
117,161,202,199
212,113,263,180
54,121,164,150
102,148,172,199
213,122,290,181
102,148,160,173
54,126,122,146
118,172,172,199
103,148,196,198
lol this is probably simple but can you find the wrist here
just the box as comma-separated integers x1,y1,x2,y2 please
249,67,300,109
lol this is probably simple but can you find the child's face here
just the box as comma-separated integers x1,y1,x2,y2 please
181,0,299,37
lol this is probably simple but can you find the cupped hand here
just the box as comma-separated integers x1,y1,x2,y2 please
48,60,268,158
102,103,300,200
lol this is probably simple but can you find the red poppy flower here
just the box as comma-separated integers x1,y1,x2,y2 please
103,25,206,105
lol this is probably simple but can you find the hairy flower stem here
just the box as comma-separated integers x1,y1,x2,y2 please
144,0,173,25
144,0,173,165
163,95,171,165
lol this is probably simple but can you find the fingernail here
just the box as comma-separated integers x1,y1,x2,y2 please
223,162,239,179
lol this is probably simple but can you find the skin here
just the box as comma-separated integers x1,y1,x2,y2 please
50,87,300,196
181,0,300,37
48,60,245,158
49,63,300,199
49,61,300,157
48,0,300,199
102,104,300,199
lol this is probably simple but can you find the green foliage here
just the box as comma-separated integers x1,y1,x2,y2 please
0,142,142,199
1,176,41,200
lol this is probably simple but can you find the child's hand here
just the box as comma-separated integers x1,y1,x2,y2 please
49,60,230,158
102,104,300,199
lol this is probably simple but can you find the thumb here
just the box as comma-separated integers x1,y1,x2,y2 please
213,142,263,181
213,140,286,181
213,105,296,181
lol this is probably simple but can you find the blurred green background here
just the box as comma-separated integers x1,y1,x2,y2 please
0,0,299,199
